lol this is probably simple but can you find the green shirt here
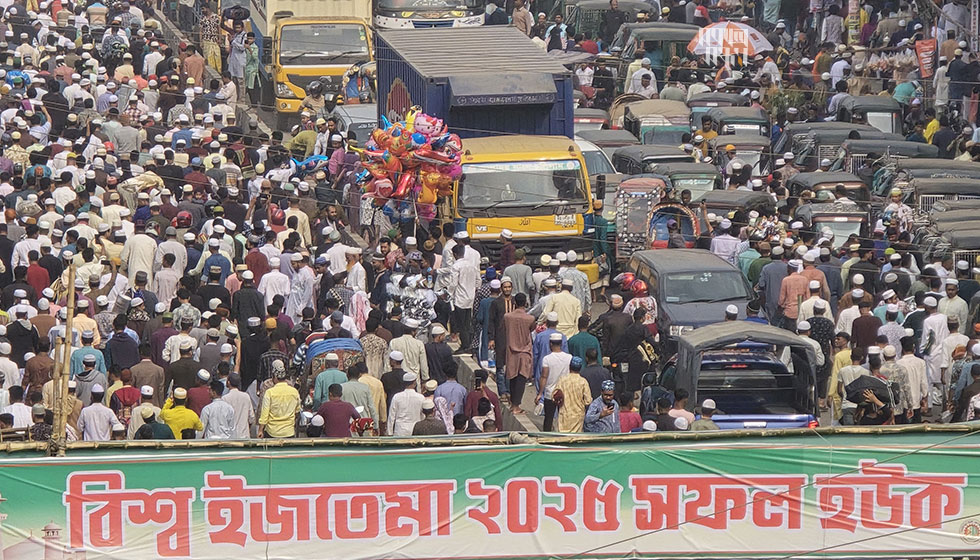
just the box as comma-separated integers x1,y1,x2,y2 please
568,331,602,365
313,368,347,409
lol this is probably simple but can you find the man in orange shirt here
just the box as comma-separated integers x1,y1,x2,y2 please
779,259,811,330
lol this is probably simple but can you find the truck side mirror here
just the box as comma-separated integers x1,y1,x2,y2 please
260,42,272,65
595,174,607,200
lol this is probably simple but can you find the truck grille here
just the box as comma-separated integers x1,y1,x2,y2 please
412,20,455,27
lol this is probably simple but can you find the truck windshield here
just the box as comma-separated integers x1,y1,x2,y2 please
378,0,483,10
697,365,803,415
279,24,369,66
459,160,588,216
662,271,748,304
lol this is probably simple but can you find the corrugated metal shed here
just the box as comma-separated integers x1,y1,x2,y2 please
377,27,570,77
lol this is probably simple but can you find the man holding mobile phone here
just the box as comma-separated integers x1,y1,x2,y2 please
584,380,620,433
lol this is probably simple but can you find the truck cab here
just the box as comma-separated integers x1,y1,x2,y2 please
454,135,594,260
251,0,373,130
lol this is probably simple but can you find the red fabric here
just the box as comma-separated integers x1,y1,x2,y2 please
26,263,49,296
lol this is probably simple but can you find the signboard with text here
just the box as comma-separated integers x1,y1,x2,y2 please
1,432,978,559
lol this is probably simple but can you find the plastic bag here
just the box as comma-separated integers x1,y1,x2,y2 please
534,400,544,416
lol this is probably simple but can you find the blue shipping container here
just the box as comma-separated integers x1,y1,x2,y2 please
376,27,574,139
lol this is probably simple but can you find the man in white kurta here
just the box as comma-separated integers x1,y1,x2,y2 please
920,296,950,394
258,256,291,307
287,255,315,324
119,225,157,287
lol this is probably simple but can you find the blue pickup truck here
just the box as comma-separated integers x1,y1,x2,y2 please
658,323,819,430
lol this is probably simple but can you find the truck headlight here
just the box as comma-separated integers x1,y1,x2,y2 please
669,325,693,337
276,83,298,99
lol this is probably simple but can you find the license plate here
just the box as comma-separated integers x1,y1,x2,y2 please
743,421,767,428
554,214,575,227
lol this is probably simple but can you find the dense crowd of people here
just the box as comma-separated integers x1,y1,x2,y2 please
0,0,973,443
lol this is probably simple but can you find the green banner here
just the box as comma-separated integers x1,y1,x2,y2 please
1,429,979,559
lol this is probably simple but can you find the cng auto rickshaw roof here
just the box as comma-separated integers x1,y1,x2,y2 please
575,129,639,146
837,95,901,112
839,138,939,157
931,207,980,225
896,159,980,172
783,122,878,135
627,23,699,41
695,190,774,208
705,106,769,122
619,176,669,191
614,144,687,159
687,92,751,107
942,229,980,249
574,107,611,120
708,133,770,149
647,162,721,175
931,199,980,212
787,172,863,189
912,178,980,195
624,99,690,118
806,129,903,145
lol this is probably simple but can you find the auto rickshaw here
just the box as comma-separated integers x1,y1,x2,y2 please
565,0,654,40
617,23,699,82
622,99,691,145
575,128,640,148
873,159,980,198
831,138,938,174
612,144,690,174
609,93,647,128
794,202,869,247
786,171,869,203
574,107,611,133
300,336,366,406
705,106,770,137
687,92,750,128
648,202,701,248
909,178,980,213
922,227,980,271
835,96,902,134
647,162,723,200
695,190,775,219
613,176,668,260
707,134,770,176
772,122,878,161
795,128,903,171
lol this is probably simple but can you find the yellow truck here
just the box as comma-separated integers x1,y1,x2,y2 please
248,0,372,128
453,135,595,260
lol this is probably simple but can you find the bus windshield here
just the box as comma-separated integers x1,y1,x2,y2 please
458,160,588,216
279,24,369,66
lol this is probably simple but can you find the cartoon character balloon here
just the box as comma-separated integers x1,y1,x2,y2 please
356,106,462,208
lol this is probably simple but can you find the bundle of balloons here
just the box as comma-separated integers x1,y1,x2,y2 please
354,107,463,221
